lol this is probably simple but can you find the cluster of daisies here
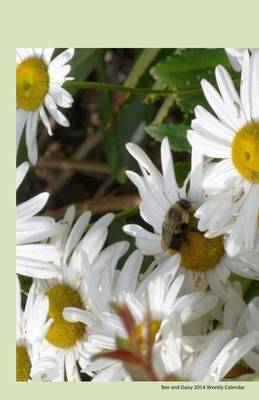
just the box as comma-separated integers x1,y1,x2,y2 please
16,48,259,382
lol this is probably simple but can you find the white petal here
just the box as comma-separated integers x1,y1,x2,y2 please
215,65,247,127
16,193,49,222
193,105,235,142
202,159,240,194
25,110,39,164
189,330,233,380
48,48,74,71
16,109,28,152
188,130,231,158
65,349,80,382
39,106,53,135
50,87,73,108
251,50,259,121
81,251,107,314
42,48,55,65
44,94,69,127
161,137,179,202
190,148,204,204
92,363,124,382
16,244,60,262
91,241,129,275
123,224,162,255
16,162,29,190
126,142,164,190
31,356,59,382
63,308,96,326
16,257,59,279
136,254,181,296
201,79,238,130
77,227,108,265
17,216,61,244
115,250,143,295
226,184,259,256
240,50,252,121
63,210,91,262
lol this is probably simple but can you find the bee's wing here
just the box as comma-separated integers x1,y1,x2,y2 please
161,218,180,250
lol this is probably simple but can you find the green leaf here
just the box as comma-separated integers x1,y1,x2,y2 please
123,362,151,381
115,336,134,352
145,123,190,152
152,94,175,124
115,49,161,118
143,80,168,104
150,48,240,114
174,161,190,186
117,96,156,167
244,280,259,302
124,49,161,88
176,88,209,113
150,48,231,90
70,49,101,86
230,274,253,294
19,276,32,296
16,131,28,166
97,52,125,183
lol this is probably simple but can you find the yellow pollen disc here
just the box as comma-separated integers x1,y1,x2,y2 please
126,320,161,351
232,123,259,183
16,58,49,111
46,284,86,349
16,345,31,381
169,215,224,272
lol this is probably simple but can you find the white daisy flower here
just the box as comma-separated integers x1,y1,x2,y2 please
34,206,121,381
187,50,259,256
16,162,61,279
78,252,218,381
223,296,259,375
16,48,74,164
16,276,59,381
225,48,258,71
182,280,244,337
154,314,259,381
123,137,254,309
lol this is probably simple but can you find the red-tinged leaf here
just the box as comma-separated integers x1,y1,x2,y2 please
111,302,140,351
123,362,156,381
115,336,134,352
93,302,161,381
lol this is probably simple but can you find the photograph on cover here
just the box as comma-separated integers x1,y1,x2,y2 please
16,48,259,382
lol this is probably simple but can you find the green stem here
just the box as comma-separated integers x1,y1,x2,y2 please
64,81,175,97
65,76,241,99
86,206,138,232
113,206,139,222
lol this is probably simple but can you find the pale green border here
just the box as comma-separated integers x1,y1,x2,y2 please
1,0,259,398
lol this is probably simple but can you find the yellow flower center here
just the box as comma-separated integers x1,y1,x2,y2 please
16,345,31,382
126,320,161,351
232,123,259,183
16,58,49,111
169,215,224,272
46,284,86,349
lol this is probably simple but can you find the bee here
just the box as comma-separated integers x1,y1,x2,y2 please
161,199,192,251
